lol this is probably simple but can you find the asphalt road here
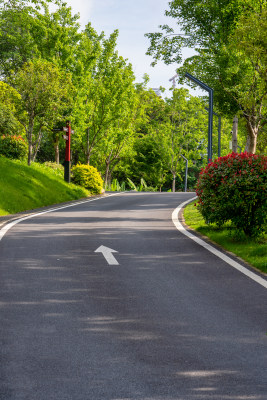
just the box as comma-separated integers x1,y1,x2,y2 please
0,192,266,400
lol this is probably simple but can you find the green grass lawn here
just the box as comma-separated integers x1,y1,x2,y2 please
183,201,267,274
0,156,90,216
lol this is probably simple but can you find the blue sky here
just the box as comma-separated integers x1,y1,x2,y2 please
66,0,200,97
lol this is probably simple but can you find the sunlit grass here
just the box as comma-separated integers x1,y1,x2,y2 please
0,156,90,216
184,201,267,274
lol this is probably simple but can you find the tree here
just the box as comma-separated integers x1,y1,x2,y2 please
0,0,46,77
9,58,73,165
225,8,267,153
125,86,169,190
72,28,139,180
0,0,81,78
146,0,266,153
130,135,168,190
153,88,207,192
111,85,170,189
0,81,24,136
0,0,83,164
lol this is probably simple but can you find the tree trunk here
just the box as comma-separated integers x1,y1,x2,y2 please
109,159,120,182
86,127,90,165
28,142,32,166
32,130,43,163
104,162,110,188
107,171,112,187
27,124,34,166
86,152,91,165
172,172,176,192
54,139,59,164
245,120,258,153
232,116,238,153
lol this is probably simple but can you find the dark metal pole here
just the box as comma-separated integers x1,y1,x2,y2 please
208,89,213,162
185,72,213,163
205,107,221,158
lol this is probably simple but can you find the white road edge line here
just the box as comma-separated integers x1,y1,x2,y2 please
0,192,123,242
172,196,267,289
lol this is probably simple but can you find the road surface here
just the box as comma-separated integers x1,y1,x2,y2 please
0,192,266,400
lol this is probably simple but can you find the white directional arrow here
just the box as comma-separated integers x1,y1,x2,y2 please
94,246,119,265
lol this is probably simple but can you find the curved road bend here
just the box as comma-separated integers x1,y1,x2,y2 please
0,192,266,400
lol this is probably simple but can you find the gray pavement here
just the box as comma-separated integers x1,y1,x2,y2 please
0,192,266,400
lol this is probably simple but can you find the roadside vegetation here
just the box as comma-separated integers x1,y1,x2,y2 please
1,0,266,196
184,152,267,274
184,202,267,274
196,153,266,239
0,156,89,216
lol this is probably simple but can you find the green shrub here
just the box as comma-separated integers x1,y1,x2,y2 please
0,135,28,160
72,163,103,194
196,152,267,238
43,162,64,177
107,179,126,192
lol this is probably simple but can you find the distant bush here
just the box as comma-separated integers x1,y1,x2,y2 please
0,135,28,160
44,161,64,171
196,152,267,237
43,162,64,177
72,163,103,194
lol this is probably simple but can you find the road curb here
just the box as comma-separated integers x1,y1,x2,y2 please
174,198,267,285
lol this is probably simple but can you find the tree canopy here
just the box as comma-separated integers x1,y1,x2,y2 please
0,0,241,191
146,0,267,153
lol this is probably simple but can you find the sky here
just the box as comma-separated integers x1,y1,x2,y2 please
65,0,201,97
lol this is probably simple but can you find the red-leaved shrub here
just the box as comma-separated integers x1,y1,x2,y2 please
196,152,267,237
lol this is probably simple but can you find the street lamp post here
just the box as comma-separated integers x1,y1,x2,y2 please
205,107,221,158
185,72,214,163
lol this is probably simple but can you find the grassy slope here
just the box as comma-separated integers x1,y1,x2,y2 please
0,156,90,216
184,201,267,274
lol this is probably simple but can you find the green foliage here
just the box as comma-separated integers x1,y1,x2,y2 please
146,0,267,153
0,106,23,137
43,161,64,177
127,178,137,191
127,177,156,192
0,0,81,77
0,81,24,136
154,88,207,191
36,130,65,164
184,201,267,273
0,135,28,159
72,27,139,183
72,163,103,194
0,155,89,216
131,134,168,189
112,87,212,192
9,58,73,165
196,152,267,238
106,179,126,192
